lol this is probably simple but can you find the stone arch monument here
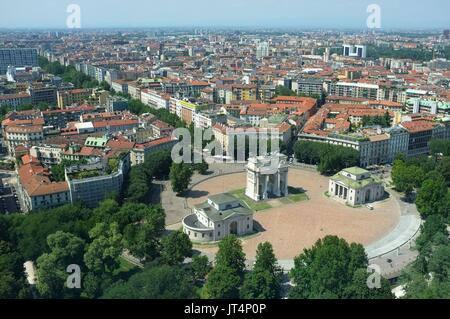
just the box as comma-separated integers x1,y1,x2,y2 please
245,153,289,201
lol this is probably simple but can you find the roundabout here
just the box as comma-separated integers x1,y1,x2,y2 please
185,167,404,261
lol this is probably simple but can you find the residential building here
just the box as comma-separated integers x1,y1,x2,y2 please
42,105,97,129
0,48,38,74
0,93,32,108
17,162,70,212
106,96,129,112
256,42,270,60
5,125,44,155
406,98,450,115
57,89,92,108
400,120,441,157
327,82,379,100
150,120,174,138
141,89,170,110
342,45,367,59
130,136,177,166
295,78,325,97
27,85,57,106
65,153,130,208
29,145,64,166
111,80,129,94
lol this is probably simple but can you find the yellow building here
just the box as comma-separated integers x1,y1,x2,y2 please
57,88,93,108
232,84,257,101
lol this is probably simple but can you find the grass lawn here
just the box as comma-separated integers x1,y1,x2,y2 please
230,187,308,211
113,256,140,280
230,188,272,211
288,193,309,202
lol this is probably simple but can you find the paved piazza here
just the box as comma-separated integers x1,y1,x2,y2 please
187,168,401,260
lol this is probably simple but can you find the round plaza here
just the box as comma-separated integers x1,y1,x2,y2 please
186,167,402,260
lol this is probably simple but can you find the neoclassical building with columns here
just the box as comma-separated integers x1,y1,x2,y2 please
182,193,253,243
245,153,289,201
329,167,384,206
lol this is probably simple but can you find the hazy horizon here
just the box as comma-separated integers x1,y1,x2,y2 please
0,0,449,30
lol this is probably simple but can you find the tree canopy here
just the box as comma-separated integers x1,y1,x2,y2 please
294,140,359,175
102,265,197,299
289,236,392,299
170,163,193,194
241,242,283,299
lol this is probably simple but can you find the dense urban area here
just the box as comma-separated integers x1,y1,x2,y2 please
0,27,449,300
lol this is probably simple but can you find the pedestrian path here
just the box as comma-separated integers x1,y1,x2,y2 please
365,214,421,259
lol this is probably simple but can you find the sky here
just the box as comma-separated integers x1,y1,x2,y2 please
0,0,449,30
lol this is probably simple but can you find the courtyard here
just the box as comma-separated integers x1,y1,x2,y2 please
185,167,402,260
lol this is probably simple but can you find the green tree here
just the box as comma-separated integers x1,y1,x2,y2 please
204,265,242,299
415,214,449,255
0,241,31,299
91,199,120,225
294,141,359,175
102,265,197,299
391,160,424,196
204,235,246,299
170,163,193,194
35,231,85,298
289,236,386,299
402,244,450,299
120,204,165,260
10,203,93,260
194,160,209,175
344,268,393,299
437,157,450,186
82,272,113,299
99,81,111,91
241,242,283,299
190,255,212,282
160,230,193,265
416,177,449,218
429,139,450,156
274,85,297,97
84,223,123,274
144,150,172,179
215,235,246,278
428,245,450,282
125,166,150,202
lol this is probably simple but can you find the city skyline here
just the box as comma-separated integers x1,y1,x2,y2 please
0,0,449,30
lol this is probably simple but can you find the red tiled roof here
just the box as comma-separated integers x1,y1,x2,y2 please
92,119,139,128
401,120,436,133
134,136,175,150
